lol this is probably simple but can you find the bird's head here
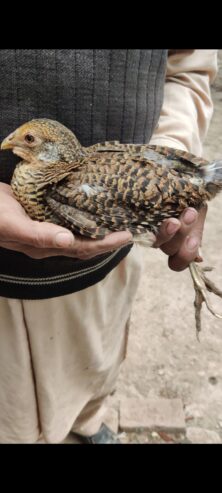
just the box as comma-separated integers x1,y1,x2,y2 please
1,119,83,164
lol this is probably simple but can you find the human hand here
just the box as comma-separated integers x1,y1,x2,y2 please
0,183,133,260
153,206,207,271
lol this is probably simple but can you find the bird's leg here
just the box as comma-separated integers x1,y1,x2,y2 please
189,260,222,340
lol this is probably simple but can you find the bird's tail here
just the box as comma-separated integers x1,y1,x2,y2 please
200,160,222,196
201,160,222,182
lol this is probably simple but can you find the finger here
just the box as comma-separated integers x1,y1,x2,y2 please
153,218,181,248
168,235,199,271
0,229,133,259
92,231,133,251
0,240,64,258
0,183,14,195
28,230,132,259
0,240,56,258
168,205,208,272
0,241,88,260
0,241,29,253
160,208,198,256
68,231,133,259
192,204,208,244
1,216,75,249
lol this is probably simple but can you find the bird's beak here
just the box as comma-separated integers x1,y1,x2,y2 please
1,132,15,150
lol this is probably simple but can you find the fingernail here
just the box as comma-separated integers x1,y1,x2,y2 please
183,208,197,225
187,236,198,251
55,232,74,248
166,220,179,235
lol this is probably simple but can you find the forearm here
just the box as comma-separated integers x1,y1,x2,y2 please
149,49,218,154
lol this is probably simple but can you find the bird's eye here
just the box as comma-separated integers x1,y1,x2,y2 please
24,134,35,144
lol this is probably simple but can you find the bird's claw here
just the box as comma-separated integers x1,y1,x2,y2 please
189,262,222,340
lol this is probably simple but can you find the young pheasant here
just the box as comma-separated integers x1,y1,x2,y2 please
1,118,222,336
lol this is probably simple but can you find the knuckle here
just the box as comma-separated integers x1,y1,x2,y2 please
31,227,47,248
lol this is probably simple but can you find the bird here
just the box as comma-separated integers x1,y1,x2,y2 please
1,118,222,337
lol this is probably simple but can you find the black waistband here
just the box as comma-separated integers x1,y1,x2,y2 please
0,244,132,299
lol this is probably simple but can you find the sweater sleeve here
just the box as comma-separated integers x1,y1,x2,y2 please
149,49,218,155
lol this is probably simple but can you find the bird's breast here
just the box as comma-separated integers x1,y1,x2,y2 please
11,164,49,221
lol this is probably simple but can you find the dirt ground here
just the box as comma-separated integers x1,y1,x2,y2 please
114,50,222,443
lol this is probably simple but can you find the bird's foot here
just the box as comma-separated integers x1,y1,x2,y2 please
189,261,222,340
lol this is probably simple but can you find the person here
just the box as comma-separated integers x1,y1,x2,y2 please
0,49,218,444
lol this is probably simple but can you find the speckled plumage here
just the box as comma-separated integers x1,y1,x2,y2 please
1,118,221,242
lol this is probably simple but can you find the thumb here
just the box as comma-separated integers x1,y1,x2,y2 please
13,218,75,249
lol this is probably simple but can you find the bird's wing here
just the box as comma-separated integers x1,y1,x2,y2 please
43,152,163,238
86,140,151,154
45,194,109,238
45,180,141,239
87,142,209,174
140,146,209,174
44,148,206,239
